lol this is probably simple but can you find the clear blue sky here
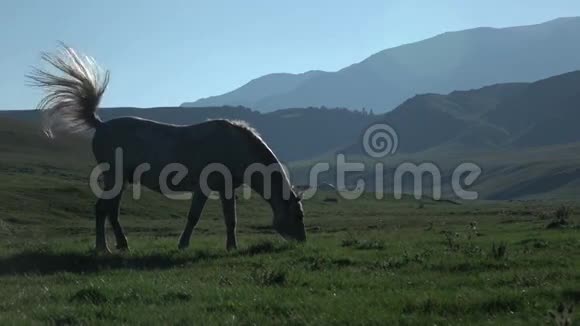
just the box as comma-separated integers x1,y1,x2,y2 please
2,0,580,109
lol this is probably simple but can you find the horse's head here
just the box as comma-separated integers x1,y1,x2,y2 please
273,191,306,242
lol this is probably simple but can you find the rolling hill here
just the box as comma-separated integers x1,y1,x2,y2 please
4,65,580,200
343,70,580,155
0,116,92,193
304,69,580,200
0,106,376,162
182,17,580,113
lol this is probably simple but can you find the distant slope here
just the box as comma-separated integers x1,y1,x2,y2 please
182,17,580,112
0,117,88,157
0,106,376,162
3,113,580,200
343,70,580,155
484,70,580,147
0,117,91,184
182,71,327,110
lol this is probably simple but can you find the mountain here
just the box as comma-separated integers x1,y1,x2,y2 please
182,71,327,109
341,70,580,156
316,69,580,200
484,70,580,147
182,17,580,113
0,106,376,162
3,68,580,200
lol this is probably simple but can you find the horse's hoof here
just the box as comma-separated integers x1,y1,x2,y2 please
226,244,238,251
95,247,112,255
117,245,131,252
178,244,189,251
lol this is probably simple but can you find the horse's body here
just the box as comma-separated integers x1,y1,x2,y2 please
94,117,269,193
29,46,306,252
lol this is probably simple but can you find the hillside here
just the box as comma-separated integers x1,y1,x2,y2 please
3,109,580,200
313,69,580,200
182,71,327,109
0,117,90,162
0,117,92,202
182,17,580,112
342,70,580,155
0,106,376,162
4,66,580,200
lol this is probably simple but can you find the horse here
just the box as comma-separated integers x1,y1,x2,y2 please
28,45,306,253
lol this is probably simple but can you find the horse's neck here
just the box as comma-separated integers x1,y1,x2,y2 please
249,164,292,207
246,144,292,210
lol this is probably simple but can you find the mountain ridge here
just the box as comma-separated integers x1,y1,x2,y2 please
182,17,580,113
342,70,580,156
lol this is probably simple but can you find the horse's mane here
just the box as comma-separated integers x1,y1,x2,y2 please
222,119,274,162
223,119,296,198
227,120,261,138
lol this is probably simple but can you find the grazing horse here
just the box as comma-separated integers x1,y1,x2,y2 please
29,45,306,253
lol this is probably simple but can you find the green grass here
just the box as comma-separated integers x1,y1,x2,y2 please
0,134,579,324
1,173,579,324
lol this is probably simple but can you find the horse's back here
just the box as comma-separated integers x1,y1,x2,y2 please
91,117,253,190
93,117,183,164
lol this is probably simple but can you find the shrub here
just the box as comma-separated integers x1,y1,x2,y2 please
491,242,508,260
252,268,287,286
547,205,572,229
442,231,460,251
341,238,360,248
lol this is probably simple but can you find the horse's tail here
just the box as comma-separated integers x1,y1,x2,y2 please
27,43,110,137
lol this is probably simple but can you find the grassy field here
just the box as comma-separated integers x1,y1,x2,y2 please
1,164,579,325
0,122,579,324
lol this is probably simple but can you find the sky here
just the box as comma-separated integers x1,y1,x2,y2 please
2,0,580,109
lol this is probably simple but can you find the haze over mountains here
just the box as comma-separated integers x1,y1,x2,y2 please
344,70,580,155
11,65,580,199
4,68,580,161
182,17,580,113
3,17,580,199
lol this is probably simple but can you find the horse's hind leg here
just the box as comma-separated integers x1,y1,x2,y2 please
178,190,208,250
108,193,129,251
94,171,126,253
220,192,237,250
95,199,111,254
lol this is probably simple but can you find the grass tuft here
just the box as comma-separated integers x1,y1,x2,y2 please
162,291,193,303
490,242,508,260
252,268,288,286
546,205,573,229
341,237,385,250
69,288,108,305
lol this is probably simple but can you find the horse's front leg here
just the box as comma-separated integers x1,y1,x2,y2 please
108,194,129,251
220,192,237,251
178,191,208,250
